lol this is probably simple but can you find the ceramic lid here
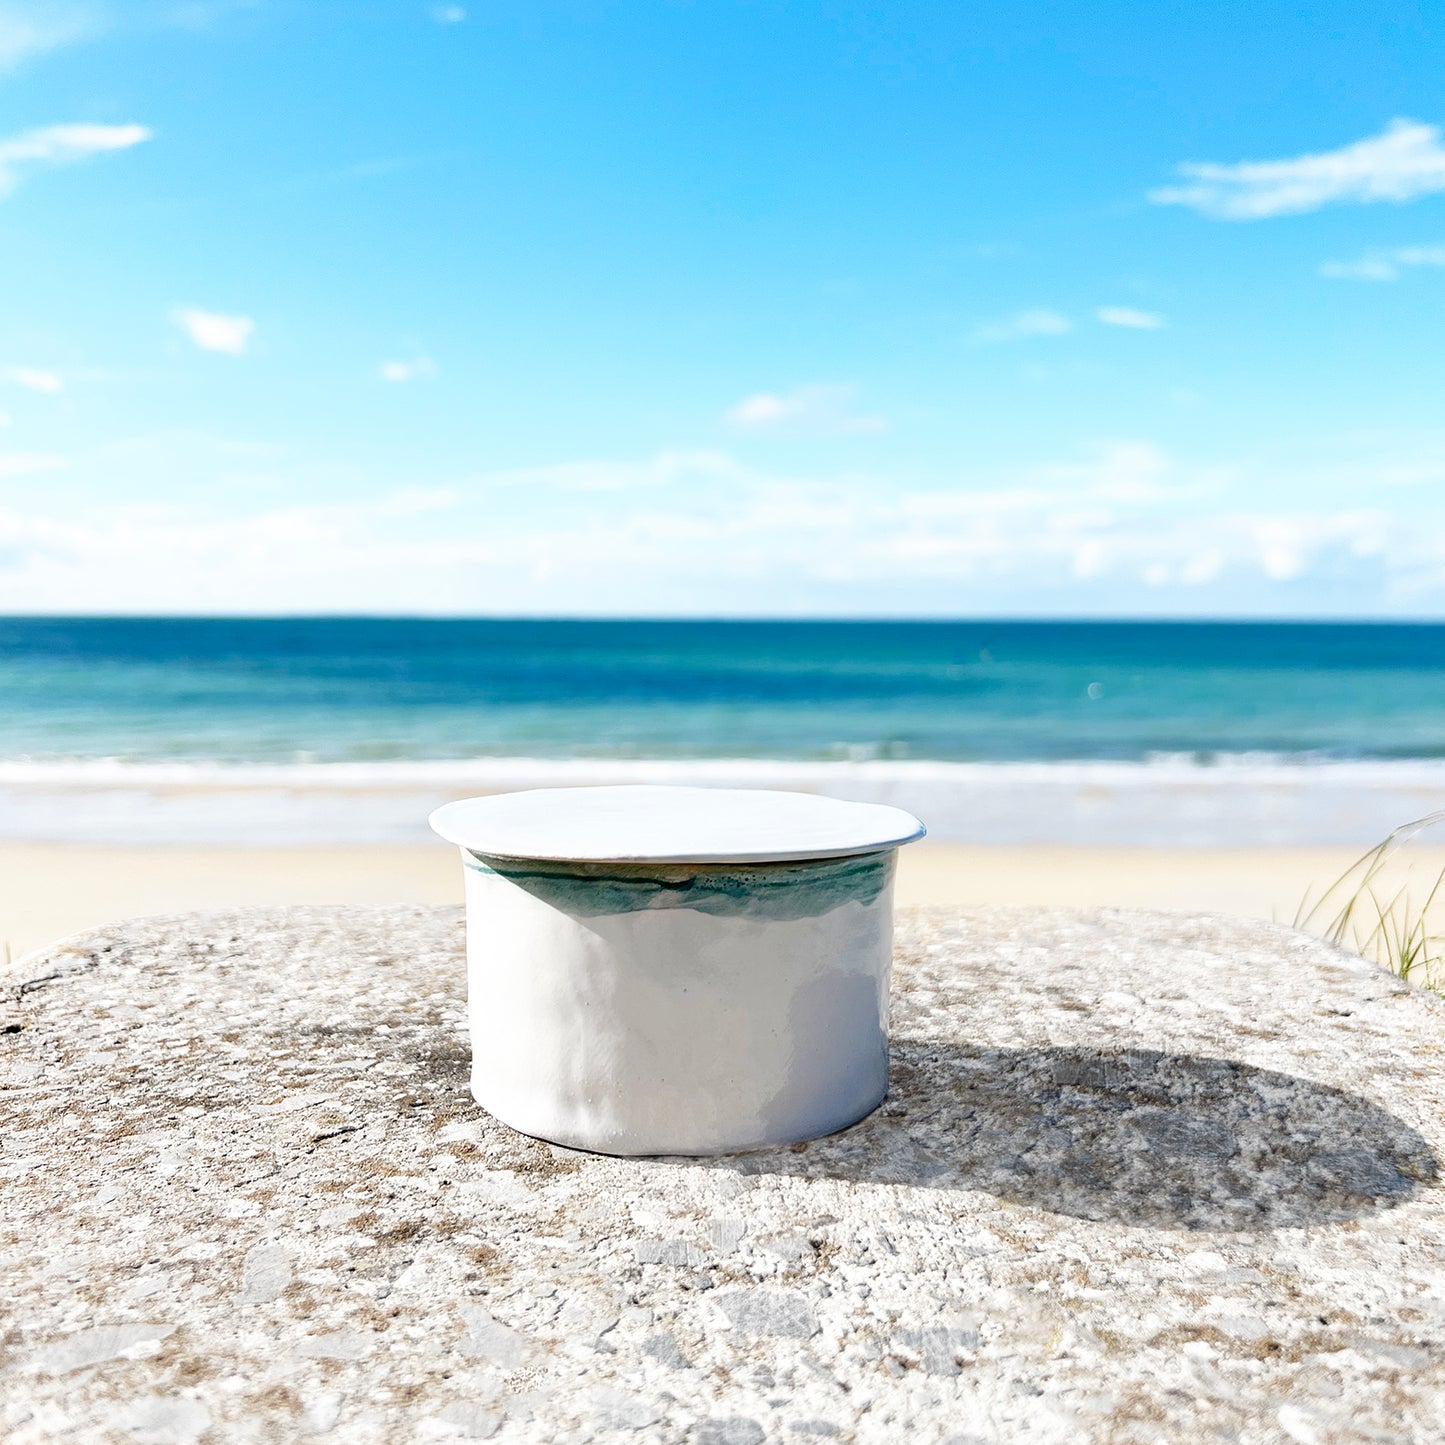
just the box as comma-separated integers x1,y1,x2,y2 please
429,785,926,865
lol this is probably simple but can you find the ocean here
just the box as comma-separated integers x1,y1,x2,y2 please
4,616,1445,846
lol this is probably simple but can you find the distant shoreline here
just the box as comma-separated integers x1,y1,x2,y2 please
6,751,1445,786
4,754,1444,849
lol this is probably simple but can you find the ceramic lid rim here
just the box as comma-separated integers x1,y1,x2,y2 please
428,785,926,865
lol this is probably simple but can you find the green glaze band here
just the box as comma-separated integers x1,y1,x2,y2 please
464,849,896,920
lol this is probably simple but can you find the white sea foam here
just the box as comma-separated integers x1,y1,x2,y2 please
4,753,1445,846
4,752,1445,788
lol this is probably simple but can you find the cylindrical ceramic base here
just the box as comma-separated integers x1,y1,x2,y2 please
459,849,897,1156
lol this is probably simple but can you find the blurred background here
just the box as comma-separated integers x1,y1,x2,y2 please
3,2,1445,959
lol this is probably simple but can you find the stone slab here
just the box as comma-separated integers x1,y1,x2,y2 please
2,905,1444,1444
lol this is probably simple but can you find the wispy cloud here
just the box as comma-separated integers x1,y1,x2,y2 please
1151,118,1445,220
163,1,265,31
725,383,886,436
1320,245,1445,281
480,451,746,494
1096,306,1165,330
173,308,254,356
0,450,63,478
1,440,1440,614
373,485,458,516
1033,439,1197,503
380,355,438,383
0,3,99,70
0,122,152,199
430,4,465,22
0,3,261,72
972,309,1072,343
2,365,63,393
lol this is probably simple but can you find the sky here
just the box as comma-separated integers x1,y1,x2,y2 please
1,1,1444,617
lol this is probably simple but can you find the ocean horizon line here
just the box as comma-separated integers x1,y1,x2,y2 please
6,613,1445,626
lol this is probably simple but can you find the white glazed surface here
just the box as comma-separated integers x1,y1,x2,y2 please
430,784,925,863
461,855,895,1155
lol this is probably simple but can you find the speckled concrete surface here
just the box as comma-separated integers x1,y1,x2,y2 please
2,905,1443,1444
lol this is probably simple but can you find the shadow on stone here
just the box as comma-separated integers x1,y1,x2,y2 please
711,1041,1440,1231
391,1013,1439,1231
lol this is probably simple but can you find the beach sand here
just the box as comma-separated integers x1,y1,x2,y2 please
7,839,1437,964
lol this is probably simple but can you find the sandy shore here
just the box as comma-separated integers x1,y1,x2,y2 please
6,839,1434,964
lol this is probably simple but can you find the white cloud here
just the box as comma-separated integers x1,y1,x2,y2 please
373,485,458,516
1036,440,1189,502
1179,550,1226,585
1096,306,1165,330
1320,244,1445,281
430,4,465,21
0,451,63,477
1151,118,1445,220
173,308,255,356
163,1,265,30
380,355,438,383
724,383,886,436
481,450,745,493
972,309,1072,343
1319,256,1398,282
0,4,99,69
0,122,151,198
0,411,9,427
2,365,63,393
3,439,1443,615
1250,432,1445,492
1254,524,1305,580
0,3,260,72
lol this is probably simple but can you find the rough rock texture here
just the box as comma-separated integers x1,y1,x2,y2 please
2,905,1444,1444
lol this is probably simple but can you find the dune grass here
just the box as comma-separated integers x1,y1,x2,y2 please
1296,811,1445,995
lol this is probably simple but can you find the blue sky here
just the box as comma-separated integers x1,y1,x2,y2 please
2,0,1444,616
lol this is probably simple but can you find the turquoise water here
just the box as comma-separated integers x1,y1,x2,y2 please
3,616,1445,766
